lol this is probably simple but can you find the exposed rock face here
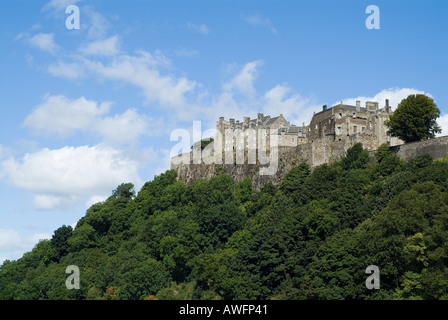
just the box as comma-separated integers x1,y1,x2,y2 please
171,136,448,189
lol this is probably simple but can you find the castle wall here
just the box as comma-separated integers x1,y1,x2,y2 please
390,136,448,161
171,136,448,189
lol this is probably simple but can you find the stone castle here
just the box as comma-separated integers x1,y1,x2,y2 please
170,98,446,188
215,99,402,152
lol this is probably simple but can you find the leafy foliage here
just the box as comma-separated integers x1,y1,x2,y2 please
385,94,441,143
1,143,448,300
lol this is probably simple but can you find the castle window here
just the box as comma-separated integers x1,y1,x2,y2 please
292,138,295,143
362,127,365,133
353,125,357,133
337,126,342,134
352,112,356,118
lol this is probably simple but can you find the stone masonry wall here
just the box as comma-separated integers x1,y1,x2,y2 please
171,136,448,189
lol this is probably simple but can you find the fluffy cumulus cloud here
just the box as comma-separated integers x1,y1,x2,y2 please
339,87,432,111
48,49,197,110
22,94,150,145
264,84,318,125
223,60,263,98
94,108,149,146
0,229,50,264
1,145,141,210
86,50,197,107
23,94,111,136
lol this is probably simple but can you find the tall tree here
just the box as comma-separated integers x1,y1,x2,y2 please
385,94,441,143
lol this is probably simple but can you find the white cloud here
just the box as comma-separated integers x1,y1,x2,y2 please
85,195,108,209
79,35,120,56
48,61,86,79
22,94,151,146
0,229,51,264
95,108,149,146
436,113,448,137
42,0,82,13
85,50,197,107
223,60,263,98
339,87,432,111
84,8,111,39
264,84,318,125
23,94,111,136
244,14,277,34
1,145,141,210
198,62,320,128
28,33,59,53
186,22,209,34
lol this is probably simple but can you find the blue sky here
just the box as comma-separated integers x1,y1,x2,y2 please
1,0,447,263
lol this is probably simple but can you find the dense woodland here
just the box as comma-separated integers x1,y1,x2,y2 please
1,143,448,300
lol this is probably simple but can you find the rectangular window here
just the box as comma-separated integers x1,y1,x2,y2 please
353,125,357,133
362,127,365,133
292,138,295,143
337,126,342,134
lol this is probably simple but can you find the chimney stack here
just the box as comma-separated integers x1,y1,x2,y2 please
356,100,360,112
257,113,263,125
323,104,327,111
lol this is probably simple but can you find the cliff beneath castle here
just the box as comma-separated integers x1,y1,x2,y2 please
171,136,448,189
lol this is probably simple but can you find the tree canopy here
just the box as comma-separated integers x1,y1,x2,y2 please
1,143,448,300
385,94,441,143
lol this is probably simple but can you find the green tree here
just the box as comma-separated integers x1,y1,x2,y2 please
109,182,135,200
341,142,371,171
385,94,441,143
119,258,171,300
374,144,401,177
280,162,310,203
50,225,73,261
191,137,214,150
